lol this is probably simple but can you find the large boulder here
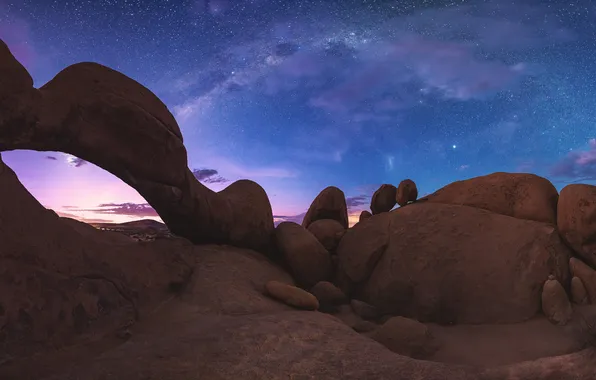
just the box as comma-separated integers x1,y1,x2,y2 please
218,180,275,254
396,179,418,207
339,202,571,324
274,222,332,288
0,39,274,253
306,219,345,253
370,184,397,214
302,186,348,229
420,172,559,224
558,184,596,267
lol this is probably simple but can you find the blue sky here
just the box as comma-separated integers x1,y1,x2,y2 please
1,0,596,225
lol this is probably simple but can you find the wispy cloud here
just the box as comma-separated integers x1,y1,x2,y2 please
346,194,369,209
65,154,87,167
73,202,160,217
169,1,570,126
550,139,596,182
198,157,298,180
191,168,229,184
54,211,114,224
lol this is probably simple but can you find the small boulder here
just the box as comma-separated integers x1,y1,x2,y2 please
558,184,596,267
275,222,332,288
541,275,572,325
264,280,319,310
370,184,397,214
396,179,418,207
307,219,345,253
302,186,348,229
351,299,379,320
333,304,364,329
310,281,348,312
359,210,372,222
370,316,439,359
570,258,596,304
571,276,589,305
352,320,378,333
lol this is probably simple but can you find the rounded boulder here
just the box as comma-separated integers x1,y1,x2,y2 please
275,222,332,288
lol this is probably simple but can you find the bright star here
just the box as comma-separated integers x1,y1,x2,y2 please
452,144,457,149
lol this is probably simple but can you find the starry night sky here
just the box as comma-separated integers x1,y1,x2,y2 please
1,0,596,225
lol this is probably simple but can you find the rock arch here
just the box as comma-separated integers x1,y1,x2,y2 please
0,39,274,253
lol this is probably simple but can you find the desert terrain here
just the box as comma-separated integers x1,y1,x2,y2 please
1,38,596,379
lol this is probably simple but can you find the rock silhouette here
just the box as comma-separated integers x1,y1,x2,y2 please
2,39,596,380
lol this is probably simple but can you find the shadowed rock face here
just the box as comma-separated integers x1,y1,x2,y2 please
0,39,273,253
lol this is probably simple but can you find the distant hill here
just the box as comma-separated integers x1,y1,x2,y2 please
91,219,168,231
